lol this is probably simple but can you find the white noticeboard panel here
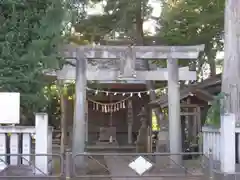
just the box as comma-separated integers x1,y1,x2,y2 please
0,92,20,124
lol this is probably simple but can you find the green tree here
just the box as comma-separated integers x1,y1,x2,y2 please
0,0,66,119
158,0,224,77
74,0,153,42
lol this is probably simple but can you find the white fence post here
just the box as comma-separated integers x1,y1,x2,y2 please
0,133,6,170
22,133,32,165
47,127,53,171
202,127,221,161
220,113,236,173
35,113,49,175
10,133,19,165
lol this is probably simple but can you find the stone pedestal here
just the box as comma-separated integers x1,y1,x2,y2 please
97,127,118,145
157,131,169,152
136,107,148,153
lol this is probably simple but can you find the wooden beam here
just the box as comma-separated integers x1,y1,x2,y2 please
50,66,196,80
88,96,127,101
63,44,205,59
194,88,215,101
180,112,199,116
150,104,203,108
180,104,203,108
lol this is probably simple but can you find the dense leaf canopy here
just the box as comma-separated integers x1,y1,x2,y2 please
0,0,66,115
0,0,226,124
158,0,224,77
74,0,224,77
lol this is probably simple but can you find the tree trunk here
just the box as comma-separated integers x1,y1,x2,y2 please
222,0,240,119
206,46,217,77
208,54,216,77
135,1,164,128
59,81,68,154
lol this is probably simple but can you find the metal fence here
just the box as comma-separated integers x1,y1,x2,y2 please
0,151,239,180
0,153,63,179
68,152,208,179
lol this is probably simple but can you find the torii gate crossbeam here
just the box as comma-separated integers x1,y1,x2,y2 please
58,44,205,166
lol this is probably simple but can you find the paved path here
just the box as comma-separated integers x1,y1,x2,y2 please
104,156,204,180
0,165,60,180
0,165,46,180
0,165,34,176
104,155,162,180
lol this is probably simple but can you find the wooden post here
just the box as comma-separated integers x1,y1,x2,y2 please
72,56,87,167
185,98,192,143
167,58,182,165
85,100,88,143
196,106,202,152
192,107,197,144
59,80,68,154
127,100,133,144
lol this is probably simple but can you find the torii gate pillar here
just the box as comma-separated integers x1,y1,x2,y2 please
54,44,204,167
167,58,182,164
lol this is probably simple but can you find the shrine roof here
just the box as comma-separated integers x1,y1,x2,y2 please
149,74,222,107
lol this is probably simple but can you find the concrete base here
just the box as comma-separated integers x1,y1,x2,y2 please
213,173,236,180
203,157,240,180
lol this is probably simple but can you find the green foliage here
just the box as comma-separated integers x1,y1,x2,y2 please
0,0,66,116
205,92,225,127
158,0,224,76
74,0,153,42
159,0,224,45
74,0,225,78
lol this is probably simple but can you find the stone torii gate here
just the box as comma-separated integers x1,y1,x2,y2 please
55,44,204,164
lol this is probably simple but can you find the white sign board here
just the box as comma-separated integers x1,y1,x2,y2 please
0,92,20,124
